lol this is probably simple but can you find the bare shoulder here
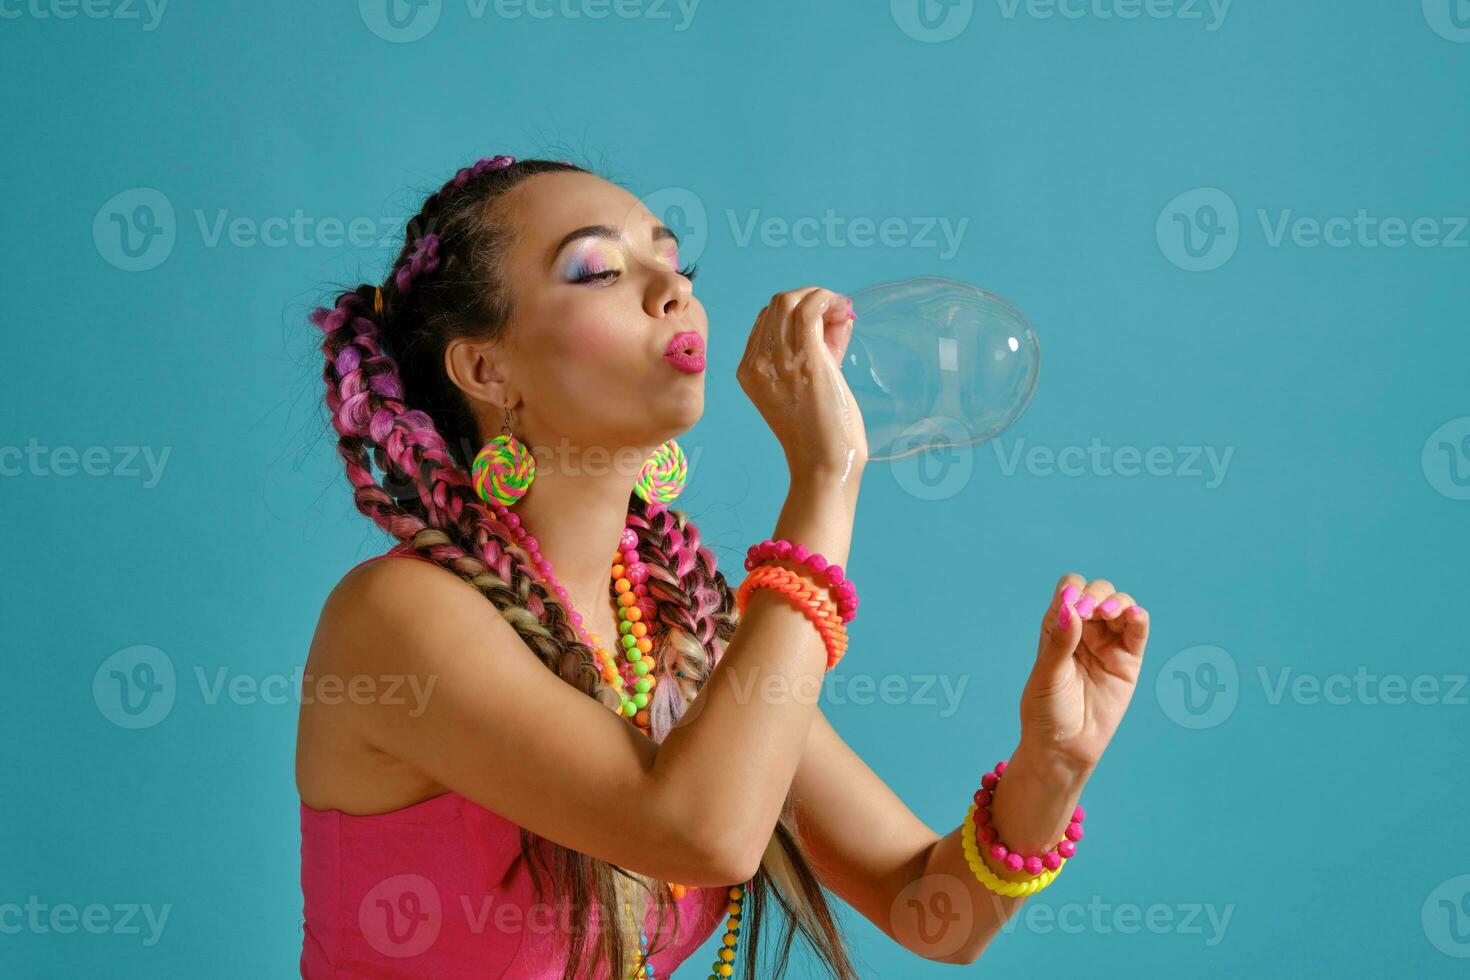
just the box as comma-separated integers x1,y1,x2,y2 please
323,553,514,646
296,554,513,812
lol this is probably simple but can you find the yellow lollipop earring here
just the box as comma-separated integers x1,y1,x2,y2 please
633,438,687,505
472,406,536,507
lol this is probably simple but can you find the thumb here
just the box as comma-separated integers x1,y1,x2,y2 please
1034,589,1083,684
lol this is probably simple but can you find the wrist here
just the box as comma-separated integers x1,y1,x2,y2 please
1011,738,1095,793
982,745,1091,865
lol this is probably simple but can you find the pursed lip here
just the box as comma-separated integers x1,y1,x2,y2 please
662,331,706,372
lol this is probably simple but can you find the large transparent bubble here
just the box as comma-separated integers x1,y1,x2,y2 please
841,276,1040,462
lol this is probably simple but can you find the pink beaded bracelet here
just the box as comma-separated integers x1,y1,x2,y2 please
971,760,1086,878
744,538,859,623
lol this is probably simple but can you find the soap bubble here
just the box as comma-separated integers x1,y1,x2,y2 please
841,276,1040,462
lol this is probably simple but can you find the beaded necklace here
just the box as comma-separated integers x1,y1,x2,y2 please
487,501,747,979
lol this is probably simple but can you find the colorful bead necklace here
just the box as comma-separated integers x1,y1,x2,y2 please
487,501,747,979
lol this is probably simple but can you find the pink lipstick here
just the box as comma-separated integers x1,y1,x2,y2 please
663,331,705,373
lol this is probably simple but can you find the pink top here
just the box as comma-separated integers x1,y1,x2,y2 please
300,544,731,979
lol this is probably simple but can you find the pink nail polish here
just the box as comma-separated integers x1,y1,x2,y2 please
1100,598,1121,615
1058,603,1073,630
1061,585,1080,606
1076,595,1096,618
1127,605,1147,618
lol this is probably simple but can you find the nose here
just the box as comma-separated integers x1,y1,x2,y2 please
645,264,692,319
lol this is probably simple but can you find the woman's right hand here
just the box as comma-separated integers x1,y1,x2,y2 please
737,287,869,479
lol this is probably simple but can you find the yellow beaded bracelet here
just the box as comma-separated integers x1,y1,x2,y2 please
960,803,1065,897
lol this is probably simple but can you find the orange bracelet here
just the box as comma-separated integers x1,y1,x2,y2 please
735,564,848,670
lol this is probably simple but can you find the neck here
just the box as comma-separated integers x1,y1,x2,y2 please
505,446,655,642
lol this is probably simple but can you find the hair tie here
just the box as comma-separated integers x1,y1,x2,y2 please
395,233,441,295
373,286,383,315
450,154,516,191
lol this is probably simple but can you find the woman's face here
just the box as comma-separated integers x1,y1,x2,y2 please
459,170,707,468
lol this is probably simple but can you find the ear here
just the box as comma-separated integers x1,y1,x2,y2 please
445,336,516,412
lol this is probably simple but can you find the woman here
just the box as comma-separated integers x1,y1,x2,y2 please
296,154,1150,979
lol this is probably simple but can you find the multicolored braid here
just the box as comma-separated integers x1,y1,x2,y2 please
308,153,857,980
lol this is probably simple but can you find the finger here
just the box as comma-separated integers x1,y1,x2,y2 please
824,308,856,363
788,288,844,358
1091,592,1135,631
1119,604,1150,656
1039,573,1087,645
1073,578,1115,620
1036,585,1085,681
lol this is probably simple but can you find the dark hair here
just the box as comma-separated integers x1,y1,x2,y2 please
310,154,857,979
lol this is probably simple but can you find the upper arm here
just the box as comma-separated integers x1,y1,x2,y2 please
790,708,941,941
312,556,738,885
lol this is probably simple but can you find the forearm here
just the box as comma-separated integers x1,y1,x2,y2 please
899,742,1092,964
653,467,862,872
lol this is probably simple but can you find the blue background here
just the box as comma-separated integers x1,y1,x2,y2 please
4,1,1469,976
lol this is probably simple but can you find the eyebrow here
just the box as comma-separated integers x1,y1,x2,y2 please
553,223,680,257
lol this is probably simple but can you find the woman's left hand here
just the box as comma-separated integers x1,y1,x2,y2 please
1017,574,1151,776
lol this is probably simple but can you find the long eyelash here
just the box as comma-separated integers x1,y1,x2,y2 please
575,264,698,284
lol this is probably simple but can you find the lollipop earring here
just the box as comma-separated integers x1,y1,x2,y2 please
633,438,687,505
472,406,536,507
